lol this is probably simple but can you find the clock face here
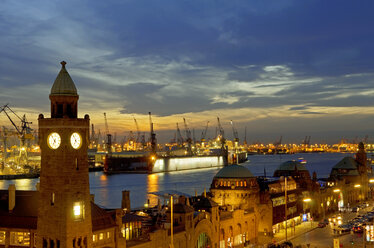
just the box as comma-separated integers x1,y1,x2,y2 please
70,132,82,149
48,132,61,149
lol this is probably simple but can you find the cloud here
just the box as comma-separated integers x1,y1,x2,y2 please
1,0,374,143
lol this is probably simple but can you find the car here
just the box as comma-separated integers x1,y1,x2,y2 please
337,224,351,233
318,222,327,228
352,225,364,233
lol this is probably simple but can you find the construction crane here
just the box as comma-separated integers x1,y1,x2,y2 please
103,112,112,155
0,104,33,166
201,121,209,143
149,112,157,154
176,123,184,146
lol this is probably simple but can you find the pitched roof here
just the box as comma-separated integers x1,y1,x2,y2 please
332,157,358,170
50,61,78,96
91,202,117,232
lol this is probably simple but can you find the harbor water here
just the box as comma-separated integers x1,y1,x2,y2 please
0,153,354,209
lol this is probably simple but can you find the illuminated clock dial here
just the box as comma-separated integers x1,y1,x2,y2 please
70,132,82,149
48,132,61,149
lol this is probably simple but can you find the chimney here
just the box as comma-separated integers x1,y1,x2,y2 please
121,190,130,213
90,194,95,203
8,184,16,212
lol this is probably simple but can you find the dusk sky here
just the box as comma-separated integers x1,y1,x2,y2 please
1,0,374,144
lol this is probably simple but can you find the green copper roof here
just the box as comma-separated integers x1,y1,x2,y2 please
276,160,308,171
215,164,254,178
50,61,78,96
332,157,358,170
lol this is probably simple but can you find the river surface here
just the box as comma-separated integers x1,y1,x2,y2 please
0,153,354,209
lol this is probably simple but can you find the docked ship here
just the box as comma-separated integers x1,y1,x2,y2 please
103,151,228,174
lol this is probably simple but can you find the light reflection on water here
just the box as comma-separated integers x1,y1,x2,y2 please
0,153,352,209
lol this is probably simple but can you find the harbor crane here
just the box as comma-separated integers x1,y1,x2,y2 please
230,120,239,144
273,136,282,153
0,104,33,166
243,126,247,147
201,121,209,143
217,117,225,147
103,112,112,155
183,118,193,155
302,136,311,151
176,123,184,146
133,117,141,149
149,112,157,154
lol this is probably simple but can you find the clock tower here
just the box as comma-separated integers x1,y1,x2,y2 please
37,61,92,248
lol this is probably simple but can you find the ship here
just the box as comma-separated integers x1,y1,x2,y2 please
103,151,228,174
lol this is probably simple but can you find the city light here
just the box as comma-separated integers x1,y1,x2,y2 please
370,179,374,183
354,184,361,188
333,189,340,193
303,198,311,202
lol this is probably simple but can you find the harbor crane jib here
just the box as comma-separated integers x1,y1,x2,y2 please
230,120,239,145
0,104,33,166
183,118,193,155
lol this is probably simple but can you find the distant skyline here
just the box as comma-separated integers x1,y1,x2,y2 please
1,0,374,144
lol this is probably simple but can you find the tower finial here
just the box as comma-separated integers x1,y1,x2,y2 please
60,61,67,68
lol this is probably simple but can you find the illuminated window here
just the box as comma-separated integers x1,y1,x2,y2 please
0,231,5,244
99,233,103,240
240,181,243,187
244,181,247,187
107,232,110,239
92,235,97,242
73,202,84,220
10,232,30,246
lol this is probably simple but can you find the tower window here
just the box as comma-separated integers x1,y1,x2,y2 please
51,192,55,206
57,104,63,118
75,158,79,171
73,202,84,221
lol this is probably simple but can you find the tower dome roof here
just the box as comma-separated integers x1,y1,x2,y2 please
214,164,254,178
50,61,78,96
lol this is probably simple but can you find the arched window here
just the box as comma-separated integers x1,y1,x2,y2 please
197,233,211,248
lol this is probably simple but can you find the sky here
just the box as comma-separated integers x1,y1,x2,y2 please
1,0,374,144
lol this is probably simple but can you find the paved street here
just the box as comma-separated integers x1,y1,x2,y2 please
288,204,374,248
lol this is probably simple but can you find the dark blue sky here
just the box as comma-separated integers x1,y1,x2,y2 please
1,0,374,143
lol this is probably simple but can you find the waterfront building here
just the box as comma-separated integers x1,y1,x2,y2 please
210,164,273,245
329,142,371,208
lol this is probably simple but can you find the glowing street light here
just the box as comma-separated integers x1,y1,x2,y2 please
354,184,361,188
369,179,374,183
333,189,340,193
303,198,312,202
